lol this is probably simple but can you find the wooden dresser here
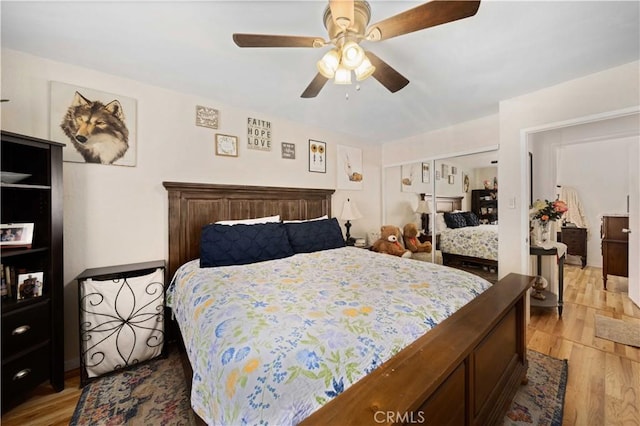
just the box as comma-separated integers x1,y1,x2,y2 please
601,215,629,289
558,226,587,268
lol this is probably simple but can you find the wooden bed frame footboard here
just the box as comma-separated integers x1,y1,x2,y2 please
163,182,531,426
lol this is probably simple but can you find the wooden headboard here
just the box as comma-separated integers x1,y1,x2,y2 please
163,182,334,277
435,195,463,212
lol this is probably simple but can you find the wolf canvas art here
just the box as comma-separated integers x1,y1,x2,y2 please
50,82,137,166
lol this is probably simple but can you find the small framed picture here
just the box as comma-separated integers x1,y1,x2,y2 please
451,166,457,175
215,134,238,157
281,142,295,159
448,175,455,184
421,163,430,184
1,223,34,248
195,105,219,129
17,271,44,300
441,164,449,177
435,170,441,180
309,139,326,173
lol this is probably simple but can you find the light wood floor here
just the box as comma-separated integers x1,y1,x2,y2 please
2,265,639,426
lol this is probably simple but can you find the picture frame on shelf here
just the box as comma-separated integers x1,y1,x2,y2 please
1,223,34,248
17,271,44,300
215,134,238,157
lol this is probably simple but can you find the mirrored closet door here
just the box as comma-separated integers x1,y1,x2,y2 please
383,149,498,281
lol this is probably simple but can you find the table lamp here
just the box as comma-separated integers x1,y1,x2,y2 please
339,198,363,245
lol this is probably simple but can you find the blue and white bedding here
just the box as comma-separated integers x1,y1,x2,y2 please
167,247,491,425
439,224,499,261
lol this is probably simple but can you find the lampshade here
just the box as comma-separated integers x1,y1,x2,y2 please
354,56,376,81
415,200,431,214
339,198,363,221
317,49,340,78
334,65,352,85
341,41,365,70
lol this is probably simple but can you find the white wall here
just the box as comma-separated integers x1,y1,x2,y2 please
1,49,382,368
381,114,500,165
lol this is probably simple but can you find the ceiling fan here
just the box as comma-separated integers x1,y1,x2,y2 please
233,0,481,98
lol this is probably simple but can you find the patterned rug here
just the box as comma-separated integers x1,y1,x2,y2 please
72,348,566,425
70,346,195,426
504,350,569,426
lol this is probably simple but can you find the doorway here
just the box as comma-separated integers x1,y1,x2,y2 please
526,110,639,307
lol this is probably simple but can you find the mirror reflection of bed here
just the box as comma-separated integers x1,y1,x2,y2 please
384,150,499,283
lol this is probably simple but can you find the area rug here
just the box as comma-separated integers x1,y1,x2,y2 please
70,346,195,426
594,314,640,347
72,347,567,425
504,350,568,426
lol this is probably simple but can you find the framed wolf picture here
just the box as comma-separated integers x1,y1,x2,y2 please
50,82,137,166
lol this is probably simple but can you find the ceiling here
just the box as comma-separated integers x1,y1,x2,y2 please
2,1,639,144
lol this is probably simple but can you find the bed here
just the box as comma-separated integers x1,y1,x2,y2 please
433,196,499,269
163,182,531,426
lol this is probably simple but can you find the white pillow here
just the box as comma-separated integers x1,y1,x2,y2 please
215,215,280,225
435,213,449,233
282,215,329,224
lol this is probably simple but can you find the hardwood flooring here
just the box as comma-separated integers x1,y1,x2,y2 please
2,264,638,426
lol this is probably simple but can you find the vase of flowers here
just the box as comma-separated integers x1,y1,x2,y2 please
530,199,568,245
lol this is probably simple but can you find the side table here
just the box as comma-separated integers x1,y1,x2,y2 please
529,245,565,317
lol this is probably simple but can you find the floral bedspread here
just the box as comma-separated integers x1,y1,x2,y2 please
439,224,499,261
167,247,491,425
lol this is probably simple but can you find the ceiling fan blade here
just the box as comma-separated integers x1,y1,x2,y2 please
368,0,481,42
233,33,324,48
329,0,354,29
366,51,410,93
301,74,329,98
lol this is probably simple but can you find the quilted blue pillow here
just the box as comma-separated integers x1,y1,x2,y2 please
444,212,467,229
462,211,481,227
200,222,294,268
284,218,346,253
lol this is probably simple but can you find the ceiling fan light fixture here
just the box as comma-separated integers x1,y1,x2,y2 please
341,41,365,70
334,66,352,85
317,49,340,78
354,56,375,81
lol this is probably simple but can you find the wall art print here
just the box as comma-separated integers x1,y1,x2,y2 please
401,163,429,193
195,105,219,129
337,145,363,190
309,139,326,173
50,81,137,166
247,117,271,151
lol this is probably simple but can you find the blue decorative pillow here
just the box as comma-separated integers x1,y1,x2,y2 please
284,218,346,253
200,222,294,268
444,212,467,229
462,211,481,227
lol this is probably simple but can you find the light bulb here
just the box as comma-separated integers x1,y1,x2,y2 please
316,49,340,78
334,66,352,84
354,56,376,81
341,41,365,70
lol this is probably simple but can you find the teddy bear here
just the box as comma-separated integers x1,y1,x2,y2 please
402,223,432,253
371,225,412,258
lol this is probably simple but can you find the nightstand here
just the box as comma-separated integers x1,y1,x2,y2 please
418,233,440,250
558,225,587,268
